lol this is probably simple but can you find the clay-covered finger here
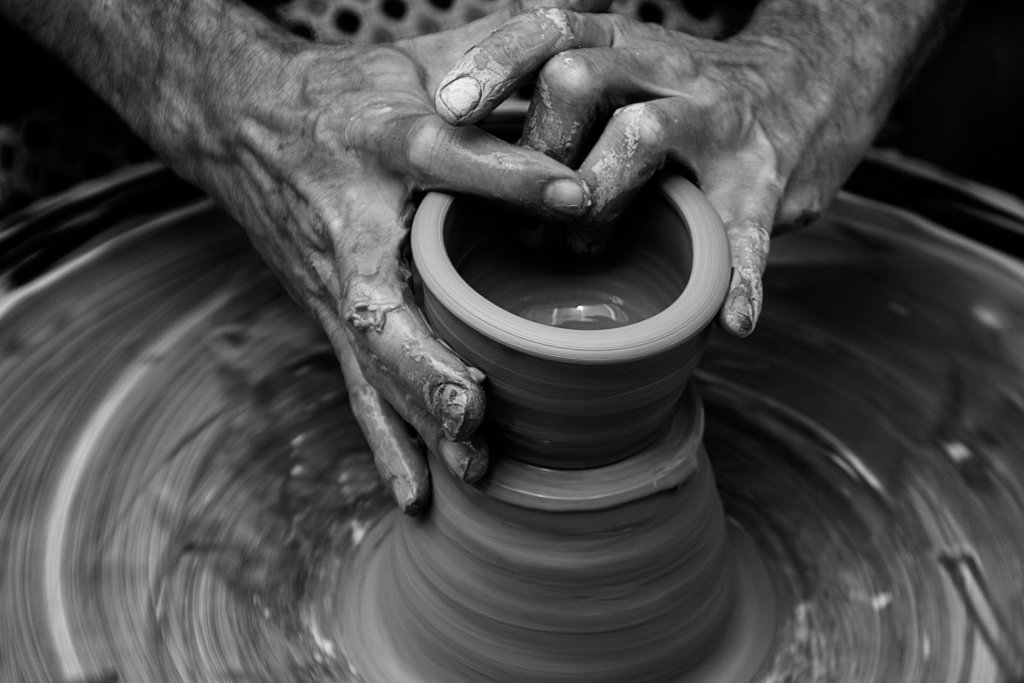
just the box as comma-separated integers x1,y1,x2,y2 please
717,220,771,337
438,438,488,484
347,315,490,484
331,265,490,485
336,335,431,514
705,167,781,337
342,305,489,485
403,0,614,86
317,176,489,450
521,48,669,166
514,50,623,250
342,271,487,441
402,404,490,484
434,9,621,126
571,100,674,251
520,51,613,166
371,115,590,220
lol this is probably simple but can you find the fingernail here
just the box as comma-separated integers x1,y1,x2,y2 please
542,179,588,218
723,289,755,337
440,440,488,483
434,382,470,439
390,477,427,516
438,76,482,121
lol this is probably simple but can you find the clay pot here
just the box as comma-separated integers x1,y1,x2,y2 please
344,386,738,682
411,176,730,468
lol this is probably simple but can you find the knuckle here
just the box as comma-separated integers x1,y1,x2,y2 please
340,272,373,309
681,80,747,143
539,53,596,102
525,7,579,47
726,217,772,242
726,220,772,268
615,102,669,150
348,381,382,411
402,116,442,174
341,272,403,333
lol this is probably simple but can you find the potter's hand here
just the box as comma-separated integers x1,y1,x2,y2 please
0,0,604,513
210,44,595,515
433,0,962,336
195,8,621,513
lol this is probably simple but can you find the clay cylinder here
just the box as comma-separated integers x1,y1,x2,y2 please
412,177,730,468
357,387,735,682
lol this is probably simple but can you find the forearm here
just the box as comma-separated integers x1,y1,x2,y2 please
733,0,964,143
0,0,291,169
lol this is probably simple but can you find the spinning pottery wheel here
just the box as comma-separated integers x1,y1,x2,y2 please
334,177,776,681
2,159,1024,681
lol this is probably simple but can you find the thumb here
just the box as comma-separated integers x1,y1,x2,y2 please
718,219,771,337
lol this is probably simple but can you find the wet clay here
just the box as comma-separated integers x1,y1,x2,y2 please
338,388,760,682
2,165,1024,681
342,176,751,681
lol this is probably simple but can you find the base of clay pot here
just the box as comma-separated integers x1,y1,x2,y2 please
337,389,775,682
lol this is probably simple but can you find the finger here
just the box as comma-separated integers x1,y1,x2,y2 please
403,0,614,85
520,52,611,166
702,146,783,337
434,9,623,125
517,49,675,251
395,393,490,485
342,306,490,484
324,182,489,448
341,265,488,445
717,226,768,338
521,48,673,165
570,100,675,252
514,51,613,249
371,113,590,220
336,332,431,514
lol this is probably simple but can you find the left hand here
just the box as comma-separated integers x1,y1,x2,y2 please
139,0,608,514
432,9,888,336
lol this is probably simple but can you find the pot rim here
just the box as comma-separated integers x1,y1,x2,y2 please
411,176,730,363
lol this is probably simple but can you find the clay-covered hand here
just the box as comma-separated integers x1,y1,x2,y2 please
432,3,938,336
146,4,604,513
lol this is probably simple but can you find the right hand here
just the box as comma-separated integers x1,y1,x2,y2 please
431,7,897,338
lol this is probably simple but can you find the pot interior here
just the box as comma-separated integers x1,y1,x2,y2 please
444,184,694,331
